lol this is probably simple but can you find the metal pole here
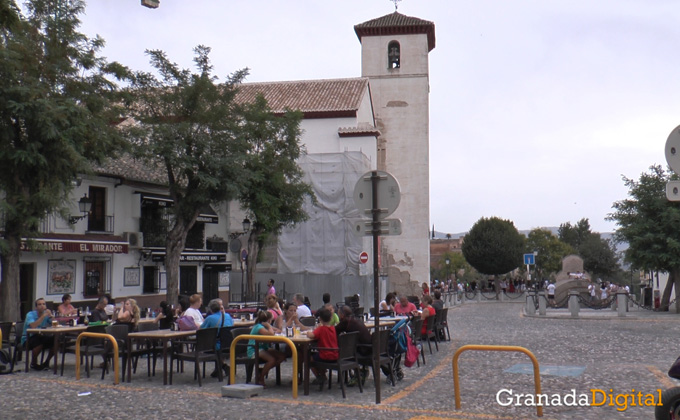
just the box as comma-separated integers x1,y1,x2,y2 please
371,170,381,404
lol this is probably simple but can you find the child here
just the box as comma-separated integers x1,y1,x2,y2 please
248,310,286,387
306,307,338,384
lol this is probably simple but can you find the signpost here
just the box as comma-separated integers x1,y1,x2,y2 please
524,253,536,283
665,125,680,201
353,170,401,404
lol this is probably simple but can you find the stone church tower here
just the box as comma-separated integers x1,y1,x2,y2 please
354,13,435,294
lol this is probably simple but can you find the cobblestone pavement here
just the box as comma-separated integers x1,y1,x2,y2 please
2,302,679,419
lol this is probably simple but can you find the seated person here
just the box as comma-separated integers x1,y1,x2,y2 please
394,295,418,316
306,307,338,384
104,294,115,317
419,295,436,336
21,298,55,371
57,293,77,316
432,290,445,312
334,305,371,356
182,294,204,329
315,292,332,317
275,302,311,332
89,296,109,322
265,294,282,323
248,311,286,387
294,293,312,318
201,299,233,330
113,298,140,330
379,292,396,314
324,303,340,326
155,300,176,330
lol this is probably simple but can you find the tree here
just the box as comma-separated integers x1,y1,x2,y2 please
607,165,680,312
124,46,255,306
0,0,126,321
461,217,525,292
526,228,574,280
558,217,620,280
435,251,469,281
238,94,313,298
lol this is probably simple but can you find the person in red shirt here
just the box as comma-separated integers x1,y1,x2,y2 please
306,307,338,385
394,295,418,316
420,294,436,336
422,282,430,296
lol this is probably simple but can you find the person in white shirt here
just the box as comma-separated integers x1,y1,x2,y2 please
547,282,556,305
294,293,312,318
183,294,205,328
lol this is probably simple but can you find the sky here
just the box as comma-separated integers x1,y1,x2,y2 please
74,0,680,235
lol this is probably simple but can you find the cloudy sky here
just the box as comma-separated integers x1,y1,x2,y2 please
76,0,680,235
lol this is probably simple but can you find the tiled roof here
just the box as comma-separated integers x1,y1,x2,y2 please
94,153,167,187
235,78,370,118
97,78,371,185
354,12,436,51
338,126,381,138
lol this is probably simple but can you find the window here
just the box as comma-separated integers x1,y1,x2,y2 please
143,266,158,294
87,186,106,232
388,41,400,69
84,261,106,298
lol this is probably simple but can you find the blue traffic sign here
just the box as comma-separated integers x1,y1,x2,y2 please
523,253,535,265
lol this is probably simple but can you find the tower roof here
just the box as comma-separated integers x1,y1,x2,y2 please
354,12,435,51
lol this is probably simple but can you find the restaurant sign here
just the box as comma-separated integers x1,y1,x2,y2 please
151,252,227,263
21,237,129,254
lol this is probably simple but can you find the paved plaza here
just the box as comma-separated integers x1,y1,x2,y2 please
2,301,679,419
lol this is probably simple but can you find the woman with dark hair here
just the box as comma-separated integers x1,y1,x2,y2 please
248,310,286,387
155,301,176,330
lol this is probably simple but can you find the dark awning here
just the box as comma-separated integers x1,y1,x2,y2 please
138,192,218,223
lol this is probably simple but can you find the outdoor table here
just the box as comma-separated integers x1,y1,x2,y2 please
26,324,87,375
366,319,397,330
127,329,195,385
284,335,316,396
232,319,255,328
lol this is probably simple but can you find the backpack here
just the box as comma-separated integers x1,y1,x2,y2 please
178,315,198,331
404,334,419,368
389,318,410,356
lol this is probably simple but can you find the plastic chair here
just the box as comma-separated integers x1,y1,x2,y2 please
101,324,129,381
230,327,259,383
310,331,363,398
357,329,395,387
434,307,450,341
421,314,439,354
131,321,160,377
170,327,221,387
409,318,425,366
299,317,316,328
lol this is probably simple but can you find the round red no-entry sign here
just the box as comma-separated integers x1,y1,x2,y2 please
359,251,369,264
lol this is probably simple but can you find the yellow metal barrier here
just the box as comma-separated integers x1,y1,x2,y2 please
75,332,119,385
230,334,298,399
452,344,543,417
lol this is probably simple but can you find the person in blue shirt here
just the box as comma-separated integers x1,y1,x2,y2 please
201,299,234,331
22,298,55,371
200,298,233,378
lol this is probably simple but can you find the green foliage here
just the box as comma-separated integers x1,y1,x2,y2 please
461,217,525,276
238,94,313,246
607,165,680,272
434,251,469,280
558,217,620,280
125,46,251,223
0,0,126,321
526,228,574,278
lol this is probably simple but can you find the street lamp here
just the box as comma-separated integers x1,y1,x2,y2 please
69,194,92,224
229,218,251,239
228,218,251,302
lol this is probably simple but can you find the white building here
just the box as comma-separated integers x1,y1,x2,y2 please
7,11,435,315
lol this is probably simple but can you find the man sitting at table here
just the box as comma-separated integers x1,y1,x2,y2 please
201,298,233,378
335,306,371,355
89,296,109,322
294,293,312,318
21,298,55,371
394,295,418,316
432,290,445,312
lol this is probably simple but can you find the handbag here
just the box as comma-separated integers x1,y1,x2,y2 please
177,315,198,331
669,355,680,379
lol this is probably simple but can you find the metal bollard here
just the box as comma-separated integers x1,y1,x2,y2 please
568,291,579,318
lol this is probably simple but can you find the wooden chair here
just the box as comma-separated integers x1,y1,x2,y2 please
310,331,363,398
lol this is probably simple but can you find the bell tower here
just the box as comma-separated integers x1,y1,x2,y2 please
354,13,435,293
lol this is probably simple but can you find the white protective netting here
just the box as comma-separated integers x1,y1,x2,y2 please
277,152,370,275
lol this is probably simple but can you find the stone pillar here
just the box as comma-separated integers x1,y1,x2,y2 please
499,291,505,302
617,292,627,317
476,290,481,302
568,291,579,318
460,290,465,305
526,291,536,315
538,291,547,316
